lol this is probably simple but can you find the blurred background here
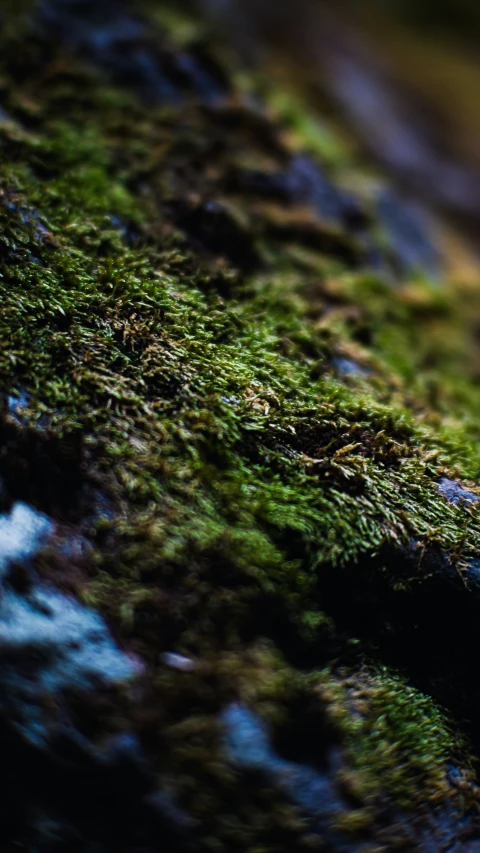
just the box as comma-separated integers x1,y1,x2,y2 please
195,0,480,253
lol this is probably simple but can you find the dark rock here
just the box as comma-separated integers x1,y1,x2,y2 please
167,46,230,104
229,154,365,226
0,499,193,851
222,703,362,851
38,0,229,106
176,199,261,271
0,582,138,746
316,532,480,752
105,215,140,248
221,702,479,853
1,745,195,852
0,414,86,517
47,3,180,102
0,502,137,747
286,155,365,226
376,189,442,279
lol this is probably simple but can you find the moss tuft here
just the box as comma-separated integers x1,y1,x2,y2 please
318,665,466,809
1,1,480,843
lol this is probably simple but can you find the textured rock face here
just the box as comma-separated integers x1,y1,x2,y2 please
438,477,480,506
1,1,480,851
0,502,136,747
0,503,193,850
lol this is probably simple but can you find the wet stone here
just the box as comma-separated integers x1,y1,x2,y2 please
230,154,366,227
39,0,181,102
0,501,51,572
38,0,229,106
0,502,136,747
221,703,357,850
221,702,480,853
161,651,196,672
376,188,442,279
331,357,370,377
7,390,30,421
106,214,139,247
0,500,193,851
0,584,138,746
438,478,480,507
286,155,365,226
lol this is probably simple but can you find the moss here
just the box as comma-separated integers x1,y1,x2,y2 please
0,3,478,625
263,87,356,172
1,0,480,843
153,642,476,837
317,665,464,809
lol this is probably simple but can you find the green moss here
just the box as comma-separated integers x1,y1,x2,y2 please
219,646,471,813
1,0,480,633
318,665,463,809
160,642,474,821
267,87,356,171
1,1,480,837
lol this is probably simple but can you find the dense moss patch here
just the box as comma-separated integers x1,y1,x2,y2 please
318,666,459,807
1,1,480,848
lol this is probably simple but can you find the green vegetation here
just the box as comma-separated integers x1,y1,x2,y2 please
319,665,462,808
1,1,480,841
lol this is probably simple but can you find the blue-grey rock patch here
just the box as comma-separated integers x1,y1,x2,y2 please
0,502,137,748
332,357,371,378
438,478,480,507
0,501,51,572
221,703,359,851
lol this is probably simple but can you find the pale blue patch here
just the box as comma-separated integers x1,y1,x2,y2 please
0,502,137,747
0,502,52,575
221,703,350,842
438,478,480,507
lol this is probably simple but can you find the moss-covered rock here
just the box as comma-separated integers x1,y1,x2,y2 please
1,1,480,850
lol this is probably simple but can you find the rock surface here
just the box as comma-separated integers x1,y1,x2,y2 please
1,1,480,851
